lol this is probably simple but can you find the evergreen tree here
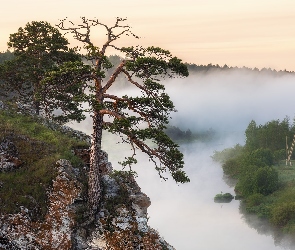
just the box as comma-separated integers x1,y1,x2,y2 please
0,21,80,115
41,17,190,215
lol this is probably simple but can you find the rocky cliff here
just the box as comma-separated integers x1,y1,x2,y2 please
0,108,175,249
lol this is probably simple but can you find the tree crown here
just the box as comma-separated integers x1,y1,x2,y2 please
41,17,190,183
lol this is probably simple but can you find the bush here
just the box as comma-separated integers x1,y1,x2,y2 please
236,166,278,197
255,166,278,195
222,158,242,178
246,203,271,219
271,202,295,227
242,148,274,168
214,193,234,203
246,193,264,207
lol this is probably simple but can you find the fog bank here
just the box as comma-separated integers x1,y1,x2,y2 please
166,70,295,141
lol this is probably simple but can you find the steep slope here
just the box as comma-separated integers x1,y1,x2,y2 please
0,107,175,249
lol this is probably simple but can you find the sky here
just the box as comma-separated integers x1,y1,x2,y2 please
1,0,295,70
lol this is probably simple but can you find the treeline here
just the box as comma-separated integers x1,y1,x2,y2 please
165,125,216,142
245,118,295,161
0,50,14,64
186,63,294,75
212,117,295,233
2,49,294,76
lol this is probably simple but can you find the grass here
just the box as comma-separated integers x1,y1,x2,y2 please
274,161,295,186
0,110,89,220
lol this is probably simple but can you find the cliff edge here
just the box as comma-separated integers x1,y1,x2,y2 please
0,109,175,249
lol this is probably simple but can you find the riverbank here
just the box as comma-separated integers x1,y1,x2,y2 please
245,162,295,232
213,146,295,235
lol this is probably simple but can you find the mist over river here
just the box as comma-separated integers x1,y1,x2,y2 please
70,69,295,249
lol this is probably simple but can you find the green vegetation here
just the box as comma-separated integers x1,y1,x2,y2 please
40,17,190,186
236,165,278,196
1,18,190,225
186,63,295,74
0,50,14,64
0,21,80,117
214,193,234,203
165,126,216,143
213,117,295,233
0,109,89,220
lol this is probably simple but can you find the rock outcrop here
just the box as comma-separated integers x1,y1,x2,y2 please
0,159,82,249
0,105,175,249
87,171,175,250
0,149,175,249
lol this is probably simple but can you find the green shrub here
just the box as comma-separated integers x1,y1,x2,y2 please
236,166,278,197
212,144,244,163
251,148,274,167
214,193,234,203
222,158,242,178
245,193,264,207
282,220,295,233
235,165,257,196
246,203,271,219
271,202,295,227
255,166,278,195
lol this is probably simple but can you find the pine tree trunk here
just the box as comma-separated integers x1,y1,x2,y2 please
88,110,103,215
88,61,103,217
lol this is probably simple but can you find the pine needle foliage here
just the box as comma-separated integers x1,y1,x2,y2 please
41,17,190,184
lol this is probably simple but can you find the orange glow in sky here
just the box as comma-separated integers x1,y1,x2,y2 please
1,0,295,71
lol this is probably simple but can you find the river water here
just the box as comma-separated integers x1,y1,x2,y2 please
101,133,295,250
68,124,294,250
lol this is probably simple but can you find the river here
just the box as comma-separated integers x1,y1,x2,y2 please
101,133,295,250
67,123,295,250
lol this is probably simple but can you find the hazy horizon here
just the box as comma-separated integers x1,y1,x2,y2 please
1,0,295,71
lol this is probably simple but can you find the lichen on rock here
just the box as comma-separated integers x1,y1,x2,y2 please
86,163,175,250
0,138,175,249
0,159,82,249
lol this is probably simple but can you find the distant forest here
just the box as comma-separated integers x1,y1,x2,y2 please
186,62,295,74
0,50,14,64
1,50,294,75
